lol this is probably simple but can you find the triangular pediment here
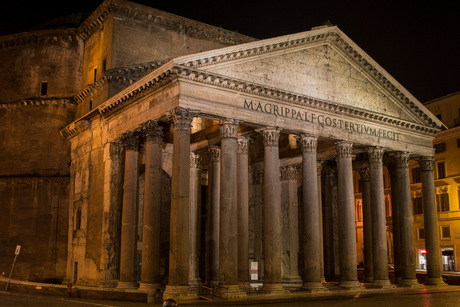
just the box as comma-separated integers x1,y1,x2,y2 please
174,26,444,129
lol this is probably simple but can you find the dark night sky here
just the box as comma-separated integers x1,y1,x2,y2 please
1,1,459,103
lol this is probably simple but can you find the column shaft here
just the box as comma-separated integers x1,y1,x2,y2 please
140,121,163,290
118,131,140,289
336,141,360,288
420,157,445,285
300,135,325,291
259,127,288,294
206,146,220,285
359,168,373,284
395,152,419,285
368,147,392,287
237,136,251,289
389,164,401,283
189,152,202,289
164,107,198,301
219,119,246,299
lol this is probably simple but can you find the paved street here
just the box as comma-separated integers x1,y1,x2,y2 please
3,289,460,307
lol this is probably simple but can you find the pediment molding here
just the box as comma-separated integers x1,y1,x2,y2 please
174,27,442,130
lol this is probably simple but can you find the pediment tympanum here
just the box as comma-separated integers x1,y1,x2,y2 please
174,26,442,129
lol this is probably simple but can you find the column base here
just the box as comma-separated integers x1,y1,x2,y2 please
138,282,161,291
260,283,290,295
189,278,202,293
163,285,196,302
282,276,303,290
216,284,247,300
303,282,329,293
367,279,395,289
362,276,373,284
238,281,253,292
116,281,138,289
98,280,117,288
338,280,361,290
425,277,447,286
398,278,423,288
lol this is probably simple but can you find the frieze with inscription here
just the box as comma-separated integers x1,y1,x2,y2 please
243,99,400,141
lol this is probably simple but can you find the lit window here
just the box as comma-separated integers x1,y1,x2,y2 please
434,142,446,153
412,167,421,183
436,193,450,212
440,225,451,239
437,161,446,179
413,196,423,215
418,228,425,240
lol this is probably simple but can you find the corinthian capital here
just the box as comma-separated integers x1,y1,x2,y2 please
258,127,280,147
299,134,318,153
368,146,384,163
419,156,434,171
336,141,353,158
358,167,370,181
190,152,202,169
120,130,140,151
168,107,199,131
280,165,297,181
394,152,410,169
237,136,252,154
208,145,221,162
142,120,163,144
219,119,239,139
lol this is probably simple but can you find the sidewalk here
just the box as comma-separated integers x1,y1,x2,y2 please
2,275,460,306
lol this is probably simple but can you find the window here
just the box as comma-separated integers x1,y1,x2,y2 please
40,81,48,96
434,142,446,153
457,138,460,148
75,208,82,230
437,161,446,179
412,167,421,183
418,228,425,240
436,193,450,212
93,67,97,83
413,197,423,215
89,99,93,111
102,59,107,73
440,225,451,239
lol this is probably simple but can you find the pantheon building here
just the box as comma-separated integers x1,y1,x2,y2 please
0,0,446,303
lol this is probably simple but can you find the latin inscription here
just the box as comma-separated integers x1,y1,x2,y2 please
244,100,400,141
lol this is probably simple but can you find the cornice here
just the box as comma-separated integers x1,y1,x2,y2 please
0,98,76,110
77,0,112,41
74,60,169,102
98,61,179,115
110,0,256,46
60,119,91,139
0,28,78,50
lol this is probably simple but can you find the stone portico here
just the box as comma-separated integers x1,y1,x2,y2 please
61,26,445,302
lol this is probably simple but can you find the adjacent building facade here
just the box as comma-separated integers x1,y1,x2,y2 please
0,0,450,302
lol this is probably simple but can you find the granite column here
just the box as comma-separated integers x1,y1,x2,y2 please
420,157,445,285
259,127,288,294
336,141,360,288
300,134,326,291
139,121,163,291
206,146,221,285
164,107,198,301
117,131,140,289
219,119,246,299
368,147,392,288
